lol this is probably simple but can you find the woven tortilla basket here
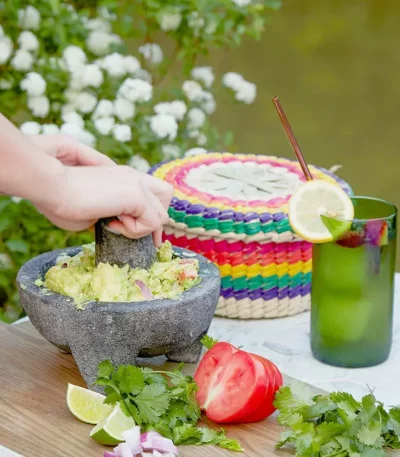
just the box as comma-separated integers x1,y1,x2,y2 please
149,153,352,319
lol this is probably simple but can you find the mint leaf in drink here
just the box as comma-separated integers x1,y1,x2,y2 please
320,214,352,240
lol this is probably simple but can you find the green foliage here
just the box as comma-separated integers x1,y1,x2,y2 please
274,383,400,457
0,0,280,322
94,360,243,451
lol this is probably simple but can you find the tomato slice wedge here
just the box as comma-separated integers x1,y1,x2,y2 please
195,343,269,424
194,342,237,408
240,354,283,423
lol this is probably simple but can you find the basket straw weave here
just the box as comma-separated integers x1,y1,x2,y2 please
150,153,352,319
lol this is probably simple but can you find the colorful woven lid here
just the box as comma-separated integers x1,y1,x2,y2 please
150,152,352,242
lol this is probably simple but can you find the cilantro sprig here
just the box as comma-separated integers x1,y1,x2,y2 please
274,383,400,457
94,360,243,452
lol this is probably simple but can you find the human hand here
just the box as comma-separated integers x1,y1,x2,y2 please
30,134,173,246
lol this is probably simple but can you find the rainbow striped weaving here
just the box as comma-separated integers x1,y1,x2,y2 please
150,153,352,319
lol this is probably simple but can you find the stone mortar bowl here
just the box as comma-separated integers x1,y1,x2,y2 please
16,246,220,391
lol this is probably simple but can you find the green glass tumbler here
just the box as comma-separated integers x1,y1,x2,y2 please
311,197,397,367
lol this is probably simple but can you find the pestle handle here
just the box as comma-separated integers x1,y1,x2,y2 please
95,218,157,270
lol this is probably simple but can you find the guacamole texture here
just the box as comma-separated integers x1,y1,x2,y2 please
40,241,201,309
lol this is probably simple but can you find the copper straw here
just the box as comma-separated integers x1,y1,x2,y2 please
272,96,313,181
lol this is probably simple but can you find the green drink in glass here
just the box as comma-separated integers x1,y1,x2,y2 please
311,197,397,367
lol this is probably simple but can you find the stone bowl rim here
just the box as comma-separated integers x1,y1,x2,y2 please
17,245,220,313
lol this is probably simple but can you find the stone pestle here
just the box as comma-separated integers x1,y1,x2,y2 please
95,217,156,270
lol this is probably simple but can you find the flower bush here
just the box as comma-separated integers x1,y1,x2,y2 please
0,0,281,322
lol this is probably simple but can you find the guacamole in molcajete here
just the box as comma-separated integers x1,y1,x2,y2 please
38,241,200,309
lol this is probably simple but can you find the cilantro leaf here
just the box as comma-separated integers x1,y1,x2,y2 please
173,424,203,444
119,366,144,395
357,421,383,446
274,384,313,425
134,384,170,424
218,438,244,452
97,360,113,378
201,335,219,350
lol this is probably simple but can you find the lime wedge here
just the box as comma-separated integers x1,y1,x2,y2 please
66,383,112,424
90,403,135,445
288,180,354,243
320,214,352,241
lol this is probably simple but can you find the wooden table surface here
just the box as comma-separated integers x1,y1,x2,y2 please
0,322,293,457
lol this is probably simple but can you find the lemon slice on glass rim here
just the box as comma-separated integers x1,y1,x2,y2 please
288,180,354,243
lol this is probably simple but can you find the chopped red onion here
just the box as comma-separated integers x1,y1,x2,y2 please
135,280,154,299
118,442,134,457
122,426,142,454
142,436,178,455
152,451,163,457
104,452,118,457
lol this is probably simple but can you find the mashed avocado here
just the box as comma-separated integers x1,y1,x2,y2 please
41,241,201,309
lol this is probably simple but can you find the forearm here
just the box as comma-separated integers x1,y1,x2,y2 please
0,114,65,209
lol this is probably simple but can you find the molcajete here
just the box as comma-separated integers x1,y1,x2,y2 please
16,246,220,390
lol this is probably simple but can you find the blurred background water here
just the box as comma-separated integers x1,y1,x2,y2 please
204,0,400,267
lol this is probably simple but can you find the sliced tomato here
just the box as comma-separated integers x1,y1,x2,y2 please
218,353,269,424
195,343,269,424
194,342,237,408
240,354,283,422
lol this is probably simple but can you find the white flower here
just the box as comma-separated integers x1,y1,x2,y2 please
28,96,50,118
128,155,150,172
205,21,218,35
154,101,187,121
124,56,141,74
10,49,33,71
184,148,207,157
197,133,207,146
135,68,152,83
187,12,205,32
98,7,117,21
0,79,12,90
11,197,23,204
222,72,244,90
235,81,256,104
149,114,178,141
62,111,84,128
85,18,112,33
60,123,96,147
86,31,122,56
78,130,96,147
139,43,163,65
42,124,60,135
114,99,135,121
94,117,115,135
75,92,97,114
191,66,214,88
188,129,200,138
101,53,127,78
61,103,76,115
162,144,181,159
0,36,13,65
199,91,216,114
113,124,132,143
93,99,114,119
233,0,252,5
68,72,85,91
17,31,39,52
18,6,41,31
20,72,46,97
81,64,104,88
160,13,182,31
20,121,41,135
118,78,152,103
187,108,206,129
63,46,87,72
182,80,203,101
